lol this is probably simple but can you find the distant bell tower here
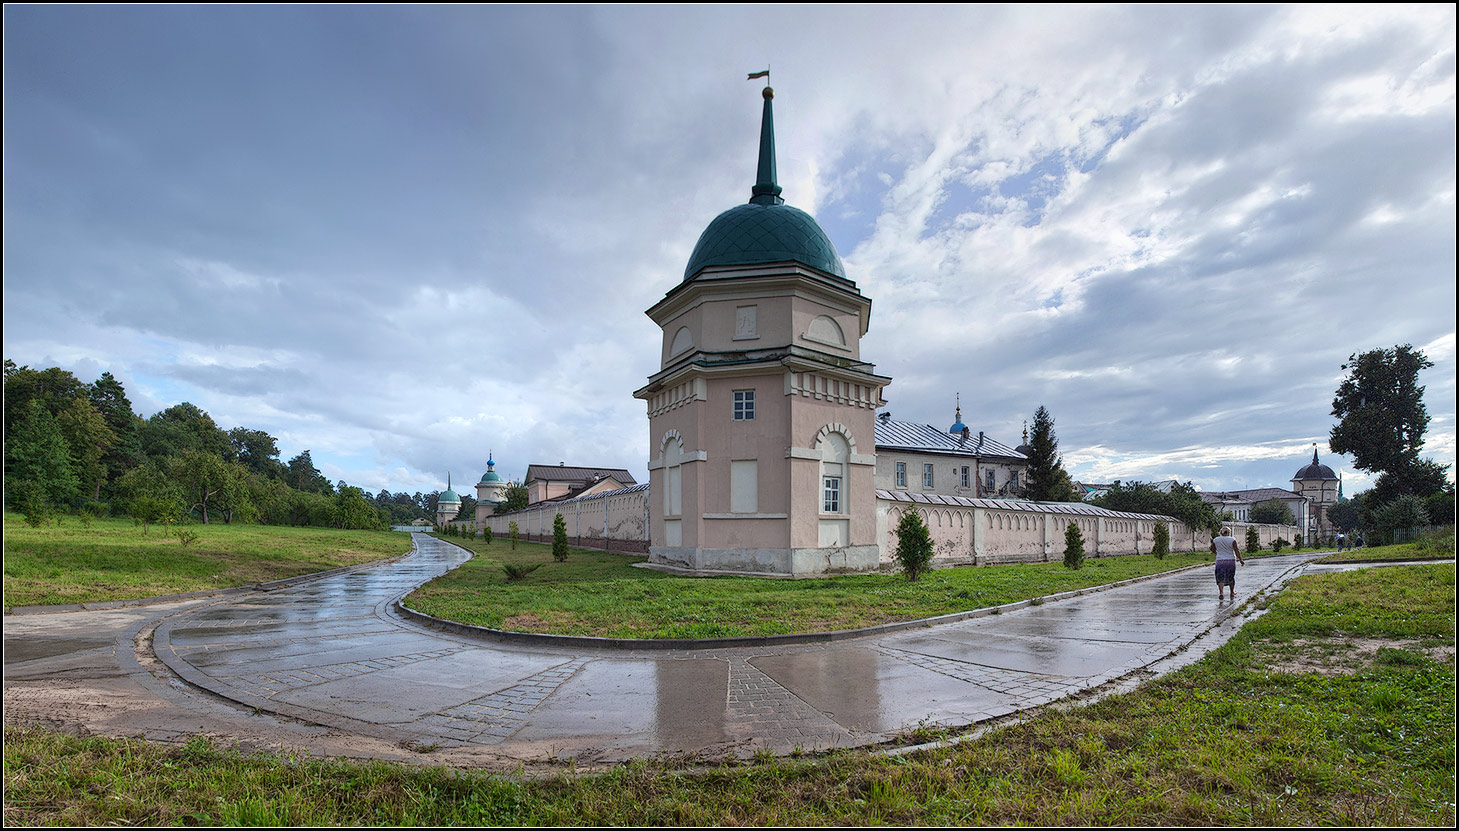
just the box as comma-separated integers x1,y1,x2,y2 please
1291,446,1339,541
474,453,507,527
633,83,891,576
435,473,462,529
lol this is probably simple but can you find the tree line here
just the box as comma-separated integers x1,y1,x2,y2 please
3,360,446,530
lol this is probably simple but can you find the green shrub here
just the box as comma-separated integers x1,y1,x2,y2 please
1245,526,1261,553
552,513,569,562
508,520,519,551
1293,532,1303,550
1063,521,1085,569
1151,520,1170,560
484,526,493,547
893,510,934,581
1271,537,1288,552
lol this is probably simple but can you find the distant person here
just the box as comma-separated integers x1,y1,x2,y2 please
1336,532,1347,551
1211,526,1245,603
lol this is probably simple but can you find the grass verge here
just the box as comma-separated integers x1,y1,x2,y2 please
2,513,410,610
6,563,1452,825
1316,528,1454,564
406,537,1216,638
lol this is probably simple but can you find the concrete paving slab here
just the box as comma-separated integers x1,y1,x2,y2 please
270,649,573,724
885,629,1157,677
510,657,731,753
751,647,998,733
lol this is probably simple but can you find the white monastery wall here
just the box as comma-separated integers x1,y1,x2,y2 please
452,483,1300,565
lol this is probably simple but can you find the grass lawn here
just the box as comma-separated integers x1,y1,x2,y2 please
6,563,1451,825
2,513,410,610
405,536,1218,639
1317,528,1455,564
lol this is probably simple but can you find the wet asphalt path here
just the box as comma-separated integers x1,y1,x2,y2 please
126,534,1324,760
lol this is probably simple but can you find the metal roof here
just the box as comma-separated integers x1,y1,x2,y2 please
873,417,1026,460
1205,487,1304,503
876,489,1175,521
524,465,638,486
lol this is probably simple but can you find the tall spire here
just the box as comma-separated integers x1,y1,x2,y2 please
1312,444,1320,465
750,86,784,206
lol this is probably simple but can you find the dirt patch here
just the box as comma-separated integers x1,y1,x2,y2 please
501,612,550,632
1257,635,1455,676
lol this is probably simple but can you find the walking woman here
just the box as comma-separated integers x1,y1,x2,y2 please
1211,526,1245,603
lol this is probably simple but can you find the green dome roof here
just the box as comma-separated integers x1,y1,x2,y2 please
682,85,845,282
479,471,503,484
439,488,460,504
683,202,846,281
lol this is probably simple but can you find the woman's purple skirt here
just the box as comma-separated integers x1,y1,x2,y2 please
1215,559,1236,587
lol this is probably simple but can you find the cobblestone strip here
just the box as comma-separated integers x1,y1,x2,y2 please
877,646,1081,707
229,647,466,697
410,656,595,747
726,657,854,748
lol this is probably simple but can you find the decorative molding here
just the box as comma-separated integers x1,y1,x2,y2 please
785,371,882,409
647,378,708,418
786,447,819,460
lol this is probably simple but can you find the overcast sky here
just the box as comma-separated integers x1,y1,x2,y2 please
5,5,1454,500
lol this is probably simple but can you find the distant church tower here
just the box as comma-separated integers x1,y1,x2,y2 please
1291,446,1339,541
474,453,507,526
435,473,462,529
633,83,891,575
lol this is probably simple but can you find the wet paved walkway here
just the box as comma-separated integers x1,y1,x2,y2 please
6,535,1335,763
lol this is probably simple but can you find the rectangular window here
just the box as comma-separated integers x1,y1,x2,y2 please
733,389,755,420
923,464,934,488
960,466,970,488
985,469,995,492
823,475,841,513
1010,472,1019,489
895,462,906,488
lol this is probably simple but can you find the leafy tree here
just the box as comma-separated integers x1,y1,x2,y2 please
893,510,935,581
552,512,569,561
484,526,493,547
169,450,235,524
55,397,116,499
334,485,386,531
1151,520,1170,560
229,427,286,479
495,481,529,514
1368,494,1430,545
4,399,79,508
1329,345,1433,476
1091,480,1223,533
456,494,478,521
115,462,184,533
1327,499,1360,533
141,402,230,460
1245,526,1261,553
508,520,520,550
1367,458,1451,506
1063,521,1085,569
1250,498,1295,526
1023,406,1078,502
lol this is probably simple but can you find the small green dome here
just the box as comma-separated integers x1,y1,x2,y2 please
439,488,460,504
479,471,503,484
683,202,846,281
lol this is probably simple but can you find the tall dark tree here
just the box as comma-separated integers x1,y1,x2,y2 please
1329,345,1433,476
89,372,146,492
494,481,530,514
1024,405,1077,502
285,450,332,495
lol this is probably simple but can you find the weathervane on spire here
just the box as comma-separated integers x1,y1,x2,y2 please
747,68,770,84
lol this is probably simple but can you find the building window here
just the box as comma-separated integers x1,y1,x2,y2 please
923,464,934,488
733,389,755,420
985,469,995,492
895,462,906,488
1010,471,1019,489
823,475,841,513
960,466,970,488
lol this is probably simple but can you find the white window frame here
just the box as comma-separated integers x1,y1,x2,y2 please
923,464,934,488
895,462,906,488
823,474,842,513
732,389,755,420
960,466,970,488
